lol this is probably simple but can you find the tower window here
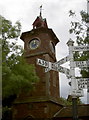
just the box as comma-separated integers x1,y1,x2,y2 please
50,41,55,53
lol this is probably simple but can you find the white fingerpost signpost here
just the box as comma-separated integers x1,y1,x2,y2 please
37,39,89,120
67,38,89,120
67,39,78,120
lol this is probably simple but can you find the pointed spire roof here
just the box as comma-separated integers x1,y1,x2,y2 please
32,5,48,29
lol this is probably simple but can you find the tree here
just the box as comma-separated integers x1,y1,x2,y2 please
69,10,89,78
1,15,39,108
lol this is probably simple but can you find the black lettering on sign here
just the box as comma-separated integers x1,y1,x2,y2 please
45,61,48,67
37,59,49,67
42,60,45,66
37,59,42,65
51,63,57,71
51,63,54,70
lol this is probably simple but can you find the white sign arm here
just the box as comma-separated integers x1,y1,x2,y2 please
56,55,69,65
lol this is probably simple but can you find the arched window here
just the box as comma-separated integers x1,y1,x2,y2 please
50,41,55,53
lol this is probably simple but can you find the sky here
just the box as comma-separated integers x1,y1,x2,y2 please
0,0,88,103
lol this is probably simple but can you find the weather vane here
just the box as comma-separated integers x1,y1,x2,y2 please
39,5,43,17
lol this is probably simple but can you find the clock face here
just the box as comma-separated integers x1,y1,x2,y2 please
29,38,40,50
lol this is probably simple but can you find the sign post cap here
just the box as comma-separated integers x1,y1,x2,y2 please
67,38,74,46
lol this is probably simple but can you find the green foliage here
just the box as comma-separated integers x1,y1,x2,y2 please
1,15,39,100
2,58,39,98
69,10,89,78
1,15,21,39
2,106,12,119
60,97,72,105
59,96,82,106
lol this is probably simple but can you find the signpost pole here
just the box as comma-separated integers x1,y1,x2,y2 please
72,97,78,120
67,39,78,120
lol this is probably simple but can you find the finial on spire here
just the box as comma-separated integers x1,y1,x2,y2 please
32,5,48,29
40,5,43,17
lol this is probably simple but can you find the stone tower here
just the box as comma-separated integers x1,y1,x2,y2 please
12,12,62,120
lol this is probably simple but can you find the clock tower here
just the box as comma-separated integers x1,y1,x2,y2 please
12,12,63,120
